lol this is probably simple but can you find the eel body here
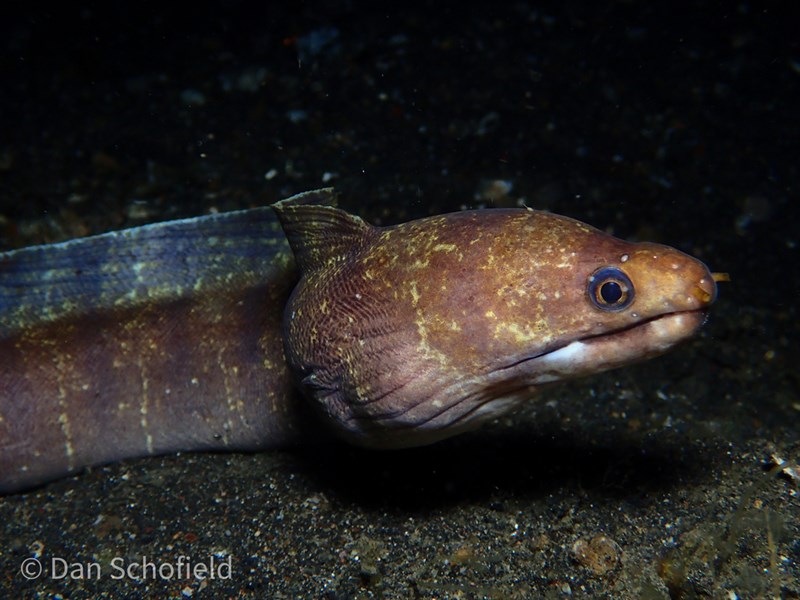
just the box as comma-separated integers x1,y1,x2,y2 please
0,188,718,492
0,206,307,493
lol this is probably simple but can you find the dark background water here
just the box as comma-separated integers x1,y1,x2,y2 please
0,2,798,598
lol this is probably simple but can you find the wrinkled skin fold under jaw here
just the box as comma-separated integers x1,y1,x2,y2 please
319,310,710,449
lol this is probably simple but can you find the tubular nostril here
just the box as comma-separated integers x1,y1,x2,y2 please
692,270,720,306
691,283,714,305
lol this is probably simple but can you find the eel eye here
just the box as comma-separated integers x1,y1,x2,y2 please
587,267,634,311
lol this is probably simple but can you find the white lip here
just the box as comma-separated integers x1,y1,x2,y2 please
515,309,708,384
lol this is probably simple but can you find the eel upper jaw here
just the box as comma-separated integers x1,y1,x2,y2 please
498,308,709,384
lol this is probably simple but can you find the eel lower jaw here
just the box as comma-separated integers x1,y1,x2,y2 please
330,311,708,449
508,309,709,384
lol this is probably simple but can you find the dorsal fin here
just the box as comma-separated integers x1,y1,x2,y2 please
0,206,291,338
272,188,375,274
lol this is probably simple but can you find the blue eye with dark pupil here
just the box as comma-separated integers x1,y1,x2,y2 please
588,267,634,311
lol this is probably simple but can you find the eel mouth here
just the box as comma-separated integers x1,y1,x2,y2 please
501,308,709,378
578,307,708,350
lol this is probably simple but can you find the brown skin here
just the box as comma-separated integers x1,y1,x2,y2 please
275,191,717,448
0,189,717,492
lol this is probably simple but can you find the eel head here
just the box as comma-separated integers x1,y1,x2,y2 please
274,189,719,448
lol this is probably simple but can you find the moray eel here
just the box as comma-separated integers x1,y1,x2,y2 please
0,188,719,492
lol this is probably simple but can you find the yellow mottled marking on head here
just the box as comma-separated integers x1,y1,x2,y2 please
412,257,430,269
555,252,577,268
354,381,373,402
495,320,550,345
413,310,449,367
432,243,461,261
485,310,497,319
409,281,420,305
